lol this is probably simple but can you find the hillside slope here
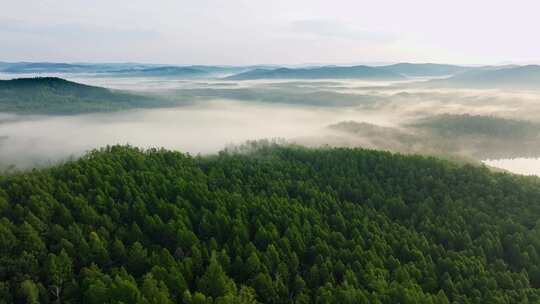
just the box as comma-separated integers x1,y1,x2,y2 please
430,65,540,89
1,145,540,303
327,115,540,159
0,77,166,114
410,114,540,139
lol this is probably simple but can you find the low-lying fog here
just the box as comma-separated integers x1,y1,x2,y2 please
483,158,540,176
2,74,540,175
0,100,399,168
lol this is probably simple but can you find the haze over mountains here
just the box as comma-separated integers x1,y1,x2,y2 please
2,61,539,89
0,62,246,77
432,65,540,89
0,62,154,74
378,63,473,76
224,66,405,80
1,61,540,169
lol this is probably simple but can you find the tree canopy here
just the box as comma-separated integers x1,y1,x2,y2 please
1,144,540,303
0,77,170,114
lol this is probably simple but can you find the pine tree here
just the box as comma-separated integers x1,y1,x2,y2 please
197,253,234,299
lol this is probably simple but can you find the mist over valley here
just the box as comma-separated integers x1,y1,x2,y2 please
1,65,540,174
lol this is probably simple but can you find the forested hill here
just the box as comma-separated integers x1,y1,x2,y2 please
0,77,165,114
429,65,540,89
2,145,540,303
411,114,540,139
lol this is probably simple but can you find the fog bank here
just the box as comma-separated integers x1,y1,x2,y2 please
0,100,399,168
3,74,540,175
483,158,540,176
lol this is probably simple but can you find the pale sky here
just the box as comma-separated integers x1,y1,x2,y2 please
1,0,539,65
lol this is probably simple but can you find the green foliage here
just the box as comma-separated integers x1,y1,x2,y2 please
0,77,170,114
412,114,540,139
18,280,39,304
197,253,235,299
0,144,540,303
331,115,540,160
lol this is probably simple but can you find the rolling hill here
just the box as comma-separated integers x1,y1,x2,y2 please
410,114,540,139
430,65,540,89
0,62,172,74
1,62,90,73
225,65,405,80
0,62,249,77
0,77,167,114
326,114,540,160
112,66,210,77
378,63,472,77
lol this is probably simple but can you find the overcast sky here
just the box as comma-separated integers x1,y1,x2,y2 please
1,0,539,65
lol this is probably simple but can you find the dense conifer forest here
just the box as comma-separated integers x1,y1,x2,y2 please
410,114,540,139
2,144,540,303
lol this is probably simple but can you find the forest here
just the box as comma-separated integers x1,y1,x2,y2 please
4,1,540,303
409,114,540,139
0,78,169,114
1,144,540,303
327,115,540,160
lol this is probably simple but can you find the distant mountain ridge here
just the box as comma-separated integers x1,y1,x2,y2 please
378,63,471,76
429,65,540,89
2,62,540,87
112,66,209,77
0,62,165,74
225,65,405,80
224,63,477,80
0,62,251,78
1,62,89,73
